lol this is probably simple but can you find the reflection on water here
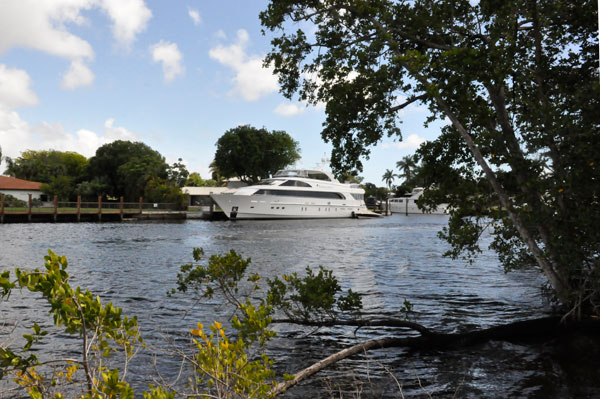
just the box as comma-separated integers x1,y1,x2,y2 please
1,216,598,398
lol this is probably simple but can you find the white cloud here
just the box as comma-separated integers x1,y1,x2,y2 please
0,66,138,172
214,29,227,40
150,40,185,82
0,0,151,90
274,102,305,117
0,0,95,60
188,7,202,25
209,29,278,101
103,118,138,141
0,111,140,171
0,65,39,108
61,59,95,89
31,118,138,157
381,134,427,150
100,0,152,48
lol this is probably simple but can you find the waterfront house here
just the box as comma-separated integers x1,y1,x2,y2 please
0,176,44,201
183,178,247,207
183,186,232,207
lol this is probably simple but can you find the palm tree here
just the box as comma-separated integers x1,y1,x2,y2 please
396,155,417,184
382,169,396,190
209,160,225,185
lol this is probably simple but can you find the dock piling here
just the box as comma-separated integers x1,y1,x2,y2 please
77,196,81,222
53,195,58,222
97,196,102,222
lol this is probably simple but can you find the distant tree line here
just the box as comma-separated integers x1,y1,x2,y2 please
3,125,303,206
2,141,189,206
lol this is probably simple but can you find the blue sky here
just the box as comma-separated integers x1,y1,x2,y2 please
0,0,446,185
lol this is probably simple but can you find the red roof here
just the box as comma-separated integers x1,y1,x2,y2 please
0,176,43,190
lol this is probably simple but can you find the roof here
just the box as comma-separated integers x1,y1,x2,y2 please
0,176,43,190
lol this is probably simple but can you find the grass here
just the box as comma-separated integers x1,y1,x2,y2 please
1,207,140,214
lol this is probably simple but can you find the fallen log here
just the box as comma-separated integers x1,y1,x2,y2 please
271,316,600,395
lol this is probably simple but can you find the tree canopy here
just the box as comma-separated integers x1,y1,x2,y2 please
4,150,88,200
2,142,193,203
260,0,600,316
85,140,169,200
4,150,88,183
185,172,219,187
213,125,301,184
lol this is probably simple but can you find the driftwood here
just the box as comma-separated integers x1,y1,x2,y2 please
270,317,431,335
271,316,600,395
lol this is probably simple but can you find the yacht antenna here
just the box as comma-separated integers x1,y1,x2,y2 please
316,154,331,171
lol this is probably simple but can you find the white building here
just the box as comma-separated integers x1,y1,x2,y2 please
183,186,233,206
0,176,44,202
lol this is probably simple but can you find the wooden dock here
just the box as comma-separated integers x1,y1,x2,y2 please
0,194,187,223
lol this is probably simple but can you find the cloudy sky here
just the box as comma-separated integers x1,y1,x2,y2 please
0,0,446,185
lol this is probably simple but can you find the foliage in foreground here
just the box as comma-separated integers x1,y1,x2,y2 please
0,250,144,398
1,248,367,398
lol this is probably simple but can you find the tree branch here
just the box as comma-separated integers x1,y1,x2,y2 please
270,317,431,335
74,295,94,395
272,316,600,396
389,94,428,113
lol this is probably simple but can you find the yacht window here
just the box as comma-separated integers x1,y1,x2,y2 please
351,193,364,200
252,189,344,199
307,172,331,181
252,179,276,186
274,170,306,178
281,180,312,187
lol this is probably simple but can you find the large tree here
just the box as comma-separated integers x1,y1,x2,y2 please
85,141,169,200
260,0,599,316
213,125,301,184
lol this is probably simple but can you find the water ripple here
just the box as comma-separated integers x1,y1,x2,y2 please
1,216,597,397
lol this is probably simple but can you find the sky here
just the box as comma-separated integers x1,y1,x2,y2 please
0,0,448,186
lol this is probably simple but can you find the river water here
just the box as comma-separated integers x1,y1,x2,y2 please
0,216,598,398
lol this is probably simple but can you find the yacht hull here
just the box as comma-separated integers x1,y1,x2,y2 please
388,196,449,215
210,193,366,220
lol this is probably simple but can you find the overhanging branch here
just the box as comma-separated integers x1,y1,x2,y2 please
389,94,427,113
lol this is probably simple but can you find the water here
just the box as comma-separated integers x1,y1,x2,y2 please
0,216,597,398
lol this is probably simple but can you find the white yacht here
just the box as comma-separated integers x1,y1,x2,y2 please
210,169,368,219
388,187,450,215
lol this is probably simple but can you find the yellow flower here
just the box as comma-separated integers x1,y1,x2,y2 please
558,188,564,193
190,323,204,336
213,321,222,329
